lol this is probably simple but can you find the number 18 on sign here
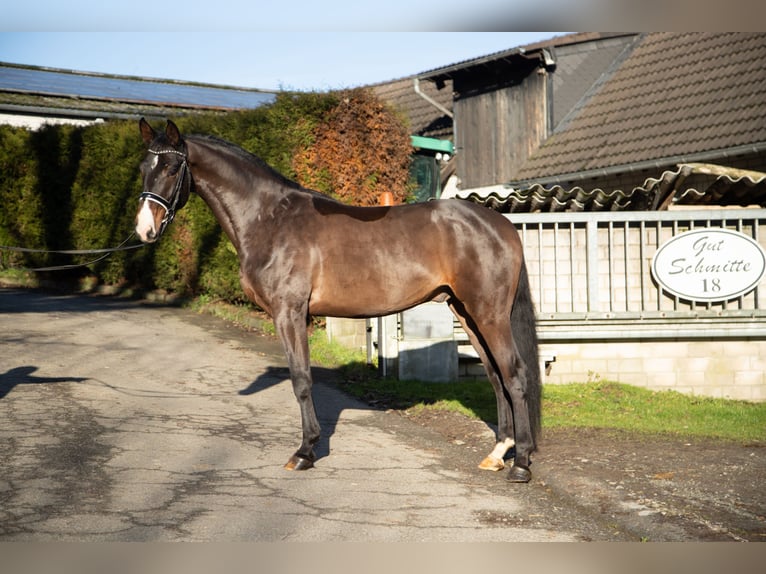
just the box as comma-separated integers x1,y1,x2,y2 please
651,228,766,303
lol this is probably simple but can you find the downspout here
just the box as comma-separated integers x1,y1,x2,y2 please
413,77,456,182
413,77,453,119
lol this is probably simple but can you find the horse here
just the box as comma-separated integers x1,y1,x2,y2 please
135,119,541,483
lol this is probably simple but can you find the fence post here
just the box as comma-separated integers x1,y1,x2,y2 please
586,219,600,312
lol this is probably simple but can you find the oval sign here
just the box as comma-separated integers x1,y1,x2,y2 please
651,228,766,302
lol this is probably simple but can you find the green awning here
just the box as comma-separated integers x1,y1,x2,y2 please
410,135,453,154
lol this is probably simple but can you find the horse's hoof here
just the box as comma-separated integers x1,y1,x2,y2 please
506,464,532,483
284,455,314,471
478,456,505,471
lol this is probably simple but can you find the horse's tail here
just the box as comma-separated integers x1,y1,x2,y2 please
511,259,541,447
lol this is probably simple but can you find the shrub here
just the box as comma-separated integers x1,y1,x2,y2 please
0,88,413,302
292,88,413,205
0,126,46,268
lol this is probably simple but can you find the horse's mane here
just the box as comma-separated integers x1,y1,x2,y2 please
188,134,303,191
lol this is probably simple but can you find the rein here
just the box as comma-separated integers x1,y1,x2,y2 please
139,148,190,238
2,149,189,273
0,233,144,272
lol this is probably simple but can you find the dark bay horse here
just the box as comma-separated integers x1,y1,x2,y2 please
135,119,541,483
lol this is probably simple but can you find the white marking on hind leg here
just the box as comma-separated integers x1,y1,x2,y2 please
490,437,515,460
478,437,515,471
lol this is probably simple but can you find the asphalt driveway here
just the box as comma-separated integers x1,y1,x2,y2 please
2,288,762,543
0,288,586,542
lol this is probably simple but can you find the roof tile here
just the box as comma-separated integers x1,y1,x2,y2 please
371,76,453,140
516,33,766,181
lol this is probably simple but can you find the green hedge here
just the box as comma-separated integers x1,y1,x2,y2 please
0,91,373,301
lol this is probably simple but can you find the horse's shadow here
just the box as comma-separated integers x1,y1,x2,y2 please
0,366,88,399
239,365,376,462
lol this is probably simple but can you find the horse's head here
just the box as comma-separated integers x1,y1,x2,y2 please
135,118,192,243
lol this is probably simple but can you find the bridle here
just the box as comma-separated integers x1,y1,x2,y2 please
139,148,191,238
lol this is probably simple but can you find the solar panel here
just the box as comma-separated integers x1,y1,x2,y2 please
0,65,276,109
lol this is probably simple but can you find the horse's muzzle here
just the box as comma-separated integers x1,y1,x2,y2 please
135,198,162,243
137,226,158,243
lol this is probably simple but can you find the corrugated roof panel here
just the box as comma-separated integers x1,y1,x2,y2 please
446,164,766,212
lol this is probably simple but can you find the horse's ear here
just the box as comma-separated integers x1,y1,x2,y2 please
139,117,156,146
165,120,184,148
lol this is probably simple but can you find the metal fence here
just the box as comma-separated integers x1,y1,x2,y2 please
505,208,766,341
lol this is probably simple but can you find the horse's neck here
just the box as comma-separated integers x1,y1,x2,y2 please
186,138,288,255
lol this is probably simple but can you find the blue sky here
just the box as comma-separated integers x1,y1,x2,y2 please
0,32,562,92
3,1,581,33
7,1,747,92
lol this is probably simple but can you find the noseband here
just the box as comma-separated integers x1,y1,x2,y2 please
139,148,190,238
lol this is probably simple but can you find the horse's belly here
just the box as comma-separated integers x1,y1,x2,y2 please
308,277,438,318
308,241,446,317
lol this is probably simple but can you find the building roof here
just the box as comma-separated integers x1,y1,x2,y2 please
0,62,276,121
371,75,453,140
447,163,766,212
401,32,766,211
514,32,766,182
417,33,622,84
374,33,627,141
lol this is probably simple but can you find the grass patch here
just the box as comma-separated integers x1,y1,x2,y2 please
543,381,766,443
335,374,765,444
308,331,766,444
187,295,275,336
337,375,498,421
0,269,40,288
308,327,366,368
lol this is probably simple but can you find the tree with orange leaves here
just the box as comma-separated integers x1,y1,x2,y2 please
292,88,412,206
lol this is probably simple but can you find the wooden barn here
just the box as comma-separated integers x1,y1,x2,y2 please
377,32,766,211
367,33,766,401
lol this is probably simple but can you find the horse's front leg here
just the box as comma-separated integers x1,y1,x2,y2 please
274,305,320,471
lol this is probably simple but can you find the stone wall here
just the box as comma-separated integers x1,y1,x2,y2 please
328,317,766,401
326,317,368,353
539,340,765,401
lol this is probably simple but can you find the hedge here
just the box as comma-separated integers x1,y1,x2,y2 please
0,89,413,302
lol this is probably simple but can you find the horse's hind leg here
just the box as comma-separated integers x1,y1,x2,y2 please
449,304,515,472
503,341,536,483
504,264,541,482
453,305,536,482
480,322,536,483
274,304,321,471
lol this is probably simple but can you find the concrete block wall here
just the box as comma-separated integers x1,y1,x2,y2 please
328,317,766,401
325,317,368,353
540,340,766,401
